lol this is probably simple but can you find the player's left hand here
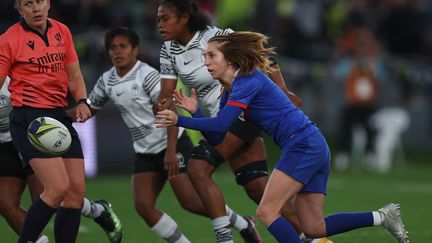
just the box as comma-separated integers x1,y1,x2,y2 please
155,109,178,128
74,103,91,122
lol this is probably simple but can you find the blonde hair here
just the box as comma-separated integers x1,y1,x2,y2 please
208,31,276,76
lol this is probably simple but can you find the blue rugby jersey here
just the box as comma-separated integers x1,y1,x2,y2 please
177,70,318,148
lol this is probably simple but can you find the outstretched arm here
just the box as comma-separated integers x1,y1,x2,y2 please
156,105,243,133
173,88,226,145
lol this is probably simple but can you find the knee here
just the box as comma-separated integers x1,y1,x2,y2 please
245,188,262,204
234,161,268,203
69,181,86,200
178,200,203,215
134,199,154,217
243,183,265,204
187,160,211,182
256,203,277,226
45,180,70,204
301,220,326,238
0,199,16,215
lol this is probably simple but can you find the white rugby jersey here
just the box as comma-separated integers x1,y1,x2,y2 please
89,61,183,154
160,26,233,117
0,77,12,143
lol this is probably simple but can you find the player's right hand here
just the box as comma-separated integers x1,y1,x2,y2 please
173,88,198,113
164,151,179,179
152,98,170,116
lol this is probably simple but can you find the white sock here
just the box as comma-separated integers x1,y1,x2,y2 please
372,211,383,226
212,216,233,243
225,205,248,231
299,232,307,241
81,198,105,219
35,235,50,243
151,213,190,243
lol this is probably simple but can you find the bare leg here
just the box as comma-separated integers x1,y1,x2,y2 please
221,135,303,232
296,192,326,238
0,177,26,234
170,173,208,217
256,169,303,227
187,159,225,219
132,172,166,226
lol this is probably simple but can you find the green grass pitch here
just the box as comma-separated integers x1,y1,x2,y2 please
1,145,431,242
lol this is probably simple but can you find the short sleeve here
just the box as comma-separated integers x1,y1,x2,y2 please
160,42,177,79
62,24,78,65
0,35,12,77
142,69,161,103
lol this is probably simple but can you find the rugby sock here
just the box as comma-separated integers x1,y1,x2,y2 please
151,213,190,243
325,212,373,236
81,197,105,218
212,216,233,243
225,205,248,230
35,235,50,243
54,207,81,243
18,197,56,243
268,216,301,243
372,211,383,226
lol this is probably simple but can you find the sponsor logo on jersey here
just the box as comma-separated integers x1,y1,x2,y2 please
28,52,66,73
27,40,35,50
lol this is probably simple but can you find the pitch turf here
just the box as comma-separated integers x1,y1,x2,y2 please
1,160,431,242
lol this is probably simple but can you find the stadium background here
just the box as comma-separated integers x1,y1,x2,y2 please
1,0,431,242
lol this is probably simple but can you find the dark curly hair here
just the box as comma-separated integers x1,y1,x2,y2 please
159,0,210,32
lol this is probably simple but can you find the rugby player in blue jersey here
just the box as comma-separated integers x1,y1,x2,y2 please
155,31,409,243
155,1,308,242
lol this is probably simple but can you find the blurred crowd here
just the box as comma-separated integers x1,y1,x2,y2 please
1,0,431,170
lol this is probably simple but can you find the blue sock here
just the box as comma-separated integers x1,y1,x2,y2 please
54,207,82,243
267,216,301,243
325,212,373,236
18,198,57,243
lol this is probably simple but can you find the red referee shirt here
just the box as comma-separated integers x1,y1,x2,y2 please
0,18,79,108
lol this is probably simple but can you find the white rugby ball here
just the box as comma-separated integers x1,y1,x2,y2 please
27,116,72,154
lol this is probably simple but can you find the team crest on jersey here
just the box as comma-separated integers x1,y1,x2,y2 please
27,40,35,50
0,95,8,107
55,32,62,41
131,84,140,97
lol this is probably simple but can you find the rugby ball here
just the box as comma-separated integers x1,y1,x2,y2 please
27,117,72,154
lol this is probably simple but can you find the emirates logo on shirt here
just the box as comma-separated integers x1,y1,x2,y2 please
27,40,34,50
55,32,62,41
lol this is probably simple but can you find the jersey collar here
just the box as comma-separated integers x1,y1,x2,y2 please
174,30,200,49
20,19,53,46
114,60,141,79
20,18,52,34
